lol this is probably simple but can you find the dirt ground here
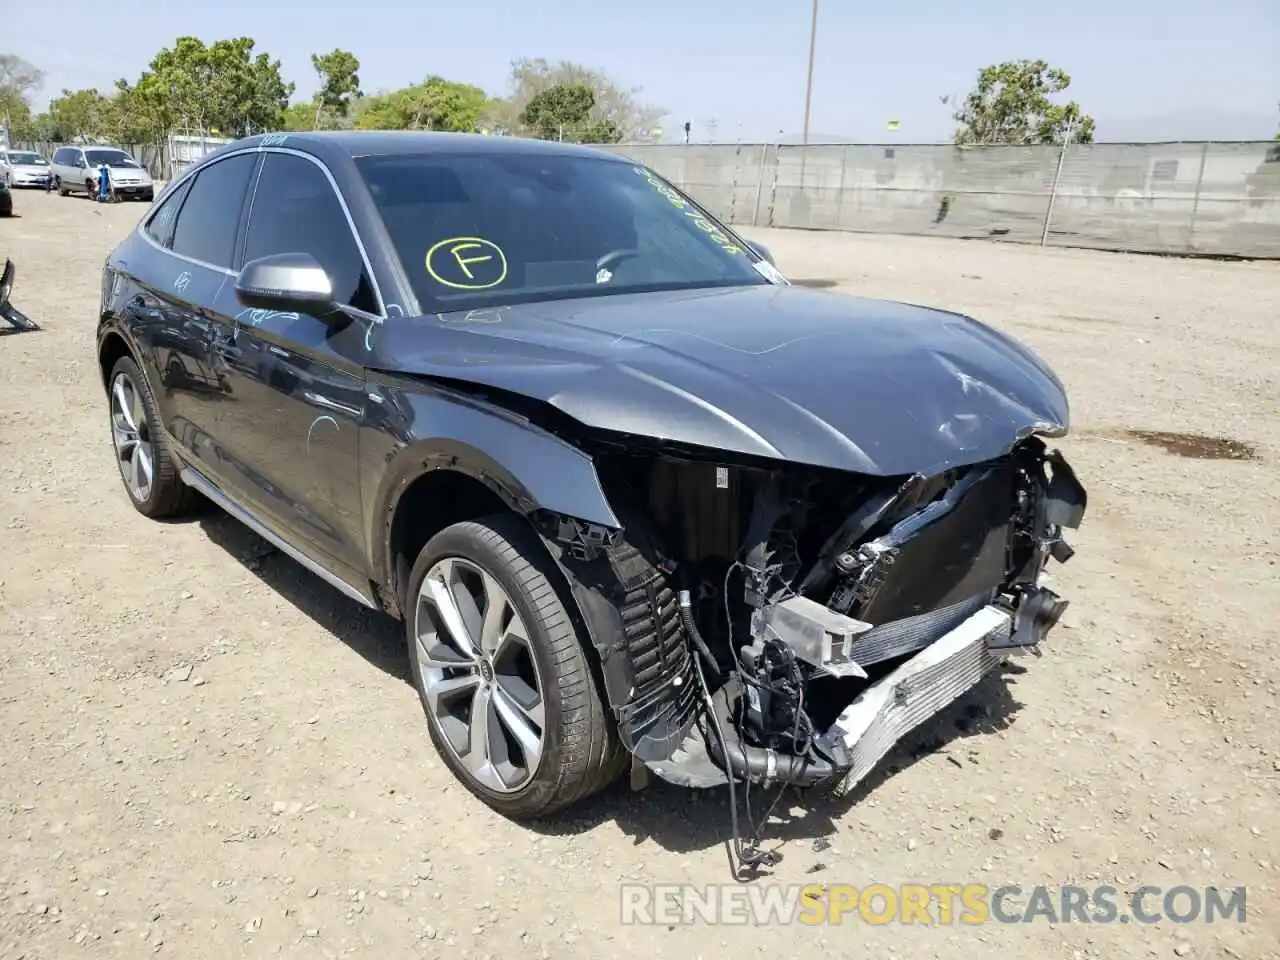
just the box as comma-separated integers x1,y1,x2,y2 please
1,189,1277,960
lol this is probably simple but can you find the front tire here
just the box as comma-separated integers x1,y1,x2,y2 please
56,177,68,196
406,513,624,819
107,356,199,518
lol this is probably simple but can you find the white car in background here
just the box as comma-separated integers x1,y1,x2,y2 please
50,145,154,201
1,149,52,189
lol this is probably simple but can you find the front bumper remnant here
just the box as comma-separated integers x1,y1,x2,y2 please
817,603,1016,796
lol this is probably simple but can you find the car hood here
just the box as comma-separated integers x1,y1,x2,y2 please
372,284,1071,476
9,164,48,174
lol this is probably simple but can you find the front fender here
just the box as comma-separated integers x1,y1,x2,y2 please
361,380,620,583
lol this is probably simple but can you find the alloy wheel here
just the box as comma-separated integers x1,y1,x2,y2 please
110,371,155,503
414,556,546,793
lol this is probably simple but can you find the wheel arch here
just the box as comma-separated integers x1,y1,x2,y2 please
372,432,620,619
372,416,693,769
98,329,137,388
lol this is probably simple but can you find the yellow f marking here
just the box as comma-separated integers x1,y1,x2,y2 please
450,242,492,279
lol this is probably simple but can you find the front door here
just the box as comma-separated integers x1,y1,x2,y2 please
211,149,380,579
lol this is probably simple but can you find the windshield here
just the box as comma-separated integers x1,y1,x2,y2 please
6,152,46,165
356,151,769,311
85,150,139,168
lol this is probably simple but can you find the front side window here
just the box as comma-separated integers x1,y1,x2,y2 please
242,153,379,313
170,153,258,269
355,151,768,312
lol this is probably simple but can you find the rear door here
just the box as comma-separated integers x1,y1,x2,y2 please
139,152,260,493
209,149,378,576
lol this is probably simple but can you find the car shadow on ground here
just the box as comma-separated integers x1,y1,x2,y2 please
196,504,1026,864
527,668,1024,869
197,508,409,683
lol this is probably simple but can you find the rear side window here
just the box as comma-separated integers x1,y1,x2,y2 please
170,153,258,270
144,179,194,248
243,152,379,313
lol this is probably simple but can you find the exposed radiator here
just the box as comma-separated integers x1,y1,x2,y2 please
850,590,993,667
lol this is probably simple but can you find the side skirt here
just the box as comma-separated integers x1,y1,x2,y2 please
180,466,380,610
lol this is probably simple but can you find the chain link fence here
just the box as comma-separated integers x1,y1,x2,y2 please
597,141,1280,258
10,133,1277,258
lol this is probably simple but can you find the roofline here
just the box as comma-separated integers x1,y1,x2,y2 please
225,130,635,163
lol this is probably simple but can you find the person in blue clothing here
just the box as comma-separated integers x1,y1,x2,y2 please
97,162,112,202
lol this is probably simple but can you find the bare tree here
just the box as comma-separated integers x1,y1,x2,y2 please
0,53,46,143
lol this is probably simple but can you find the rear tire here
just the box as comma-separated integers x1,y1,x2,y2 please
107,355,200,519
405,513,624,819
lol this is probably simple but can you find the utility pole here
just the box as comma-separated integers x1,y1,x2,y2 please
801,0,819,147
798,0,820,191
1040,119,1076,247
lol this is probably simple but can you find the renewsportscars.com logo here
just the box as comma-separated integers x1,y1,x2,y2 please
619,883,1248,926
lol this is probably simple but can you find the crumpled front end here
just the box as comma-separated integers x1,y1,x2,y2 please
537,433,1087,811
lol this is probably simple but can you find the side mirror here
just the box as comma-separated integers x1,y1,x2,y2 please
748,241,776,266
235,252,340,319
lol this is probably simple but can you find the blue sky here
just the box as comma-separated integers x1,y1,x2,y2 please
10,0,1279,141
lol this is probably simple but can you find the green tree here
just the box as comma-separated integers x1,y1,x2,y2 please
354,76,489,132
519,83,621,143
310,48,361,129
486,58,663,142
0,53,45,144
4,101,34,140
520,83,593,140
132,37,293,138
48,88,113,141
953,59,1095,146
24,112,58,141
282,102,317,132
109,79,167,143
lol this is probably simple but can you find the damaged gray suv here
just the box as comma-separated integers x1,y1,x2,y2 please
96,132,1087,846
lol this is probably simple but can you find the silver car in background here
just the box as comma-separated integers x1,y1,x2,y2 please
1,150,51,189
50,145,154,201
